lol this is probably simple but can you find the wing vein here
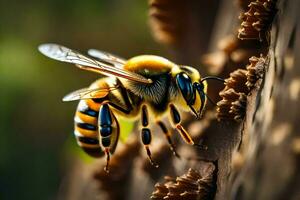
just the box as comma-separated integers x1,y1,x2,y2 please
38,43,152,84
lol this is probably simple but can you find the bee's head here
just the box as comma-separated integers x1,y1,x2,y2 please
175,72,206,118
175,66,224,118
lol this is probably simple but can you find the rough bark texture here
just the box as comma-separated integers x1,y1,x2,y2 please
228,1,300,199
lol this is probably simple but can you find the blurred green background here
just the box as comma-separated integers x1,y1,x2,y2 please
0,0,166,199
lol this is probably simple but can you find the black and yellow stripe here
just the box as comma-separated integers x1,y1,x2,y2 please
73,79,108,157
74,99,103,157
73,78,131,158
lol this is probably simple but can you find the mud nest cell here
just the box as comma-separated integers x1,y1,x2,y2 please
224,69,249,94
217,89,247,121
238,0,277,41
217,69,248,122
150,164,216,200
246,55,266,89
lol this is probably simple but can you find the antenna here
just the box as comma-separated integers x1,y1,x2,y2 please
200,76,225,83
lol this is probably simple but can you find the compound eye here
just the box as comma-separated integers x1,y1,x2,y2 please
176,73,195,105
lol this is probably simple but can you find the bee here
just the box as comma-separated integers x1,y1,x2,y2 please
38,44,223,172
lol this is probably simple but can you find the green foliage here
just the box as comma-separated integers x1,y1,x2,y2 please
119,119,135,143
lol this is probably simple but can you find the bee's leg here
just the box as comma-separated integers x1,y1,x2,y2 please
98,103,120,173
141,105,159,168
156,121,181,158
169,104,195,145
103,146,110,172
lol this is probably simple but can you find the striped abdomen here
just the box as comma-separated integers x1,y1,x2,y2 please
73,78,121,157
74,99,104,157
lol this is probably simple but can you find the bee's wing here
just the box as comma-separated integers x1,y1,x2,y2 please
62,87,118,102
87,49,126,68
38,44,152,84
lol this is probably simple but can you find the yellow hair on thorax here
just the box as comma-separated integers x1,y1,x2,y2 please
124,55,176,73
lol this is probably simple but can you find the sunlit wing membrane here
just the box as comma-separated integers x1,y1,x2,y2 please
62,87,119,102
87,49,126,68
38,44,152,84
